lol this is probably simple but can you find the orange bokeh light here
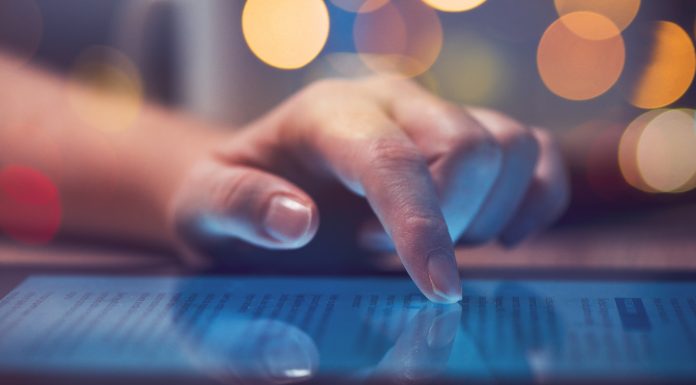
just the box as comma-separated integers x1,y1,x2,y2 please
629,21,696,109
554,0,640,39
617,110,662,193
537,12,625,101
242,0,330,70
0,165,61,244
330,0,389,13
354,0,443,78
422,0,487,13
635,109,696,193
67,46,144,133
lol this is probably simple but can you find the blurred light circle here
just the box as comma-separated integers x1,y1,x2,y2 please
431,32,507,105
242,0,329,70
330,0,388,13
0,165,61,245
554,0,639,39
629,21,696,109
354,0,443,78
537,12,624,101
422,0,487,13
67,46,143,133
0,0,43,66
618,110,662,193
635,109,696,193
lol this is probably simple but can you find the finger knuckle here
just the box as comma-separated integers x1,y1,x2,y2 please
368,137,425,172
401,211,447,238
211,169,255,211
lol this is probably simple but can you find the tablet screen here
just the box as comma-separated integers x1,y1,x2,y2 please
1,275,695,384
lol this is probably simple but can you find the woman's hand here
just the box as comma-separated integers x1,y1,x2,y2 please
169,76,570,303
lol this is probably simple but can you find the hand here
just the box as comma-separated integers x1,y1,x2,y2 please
169,76,570,303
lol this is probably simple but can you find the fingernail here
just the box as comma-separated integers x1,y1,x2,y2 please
427,253,462,304
427,307,460,349
262,337,315,381
264,195,312,244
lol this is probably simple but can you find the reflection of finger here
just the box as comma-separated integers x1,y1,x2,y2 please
371,305,460,383
260,322,318,384
500,128,570,247
427,306,461,349
180,317,319,385
460,108,540,244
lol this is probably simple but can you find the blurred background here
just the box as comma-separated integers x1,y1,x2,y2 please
0,0,695,262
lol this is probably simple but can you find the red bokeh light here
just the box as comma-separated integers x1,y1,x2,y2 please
0,165,61,244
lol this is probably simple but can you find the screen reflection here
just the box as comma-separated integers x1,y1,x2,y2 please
2,276,696,385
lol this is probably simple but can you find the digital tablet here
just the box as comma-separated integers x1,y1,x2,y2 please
1,269,695,385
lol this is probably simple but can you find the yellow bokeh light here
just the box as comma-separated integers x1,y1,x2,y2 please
330,0,389,13
635,109,696,193
554,0,639,39
618,110,662,193
354,0,443,78
242,0,329,70
537,12,625,101
422,0,486,13
431,32,507,105
67,46,143,133
630,21,696,109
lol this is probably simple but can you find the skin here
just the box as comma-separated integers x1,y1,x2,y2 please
0,53,570,304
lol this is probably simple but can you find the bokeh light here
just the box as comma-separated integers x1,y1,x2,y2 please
0,0,43,66
430,31,508,105
354,0,443,77
537,12,625,101
629,21,696,109
67,46,144,133
554,0,640,39
422,0,487,13
0,165,61,245
635,109,696,193
330,0,388,13
618,110,662,193
242,0,330,70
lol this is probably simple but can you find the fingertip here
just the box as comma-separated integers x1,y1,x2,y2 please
426,253,462,304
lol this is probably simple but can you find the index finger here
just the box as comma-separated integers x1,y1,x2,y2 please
295,100,462,303
360,134,462,303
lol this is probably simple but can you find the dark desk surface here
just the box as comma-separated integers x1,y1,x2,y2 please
1,204,695,274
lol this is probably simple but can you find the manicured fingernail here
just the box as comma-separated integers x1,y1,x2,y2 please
264,195,312,244
262,337,315,380
427,253,462,304
427,307,460,349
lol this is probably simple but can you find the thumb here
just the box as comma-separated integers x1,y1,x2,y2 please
170,160,319,264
